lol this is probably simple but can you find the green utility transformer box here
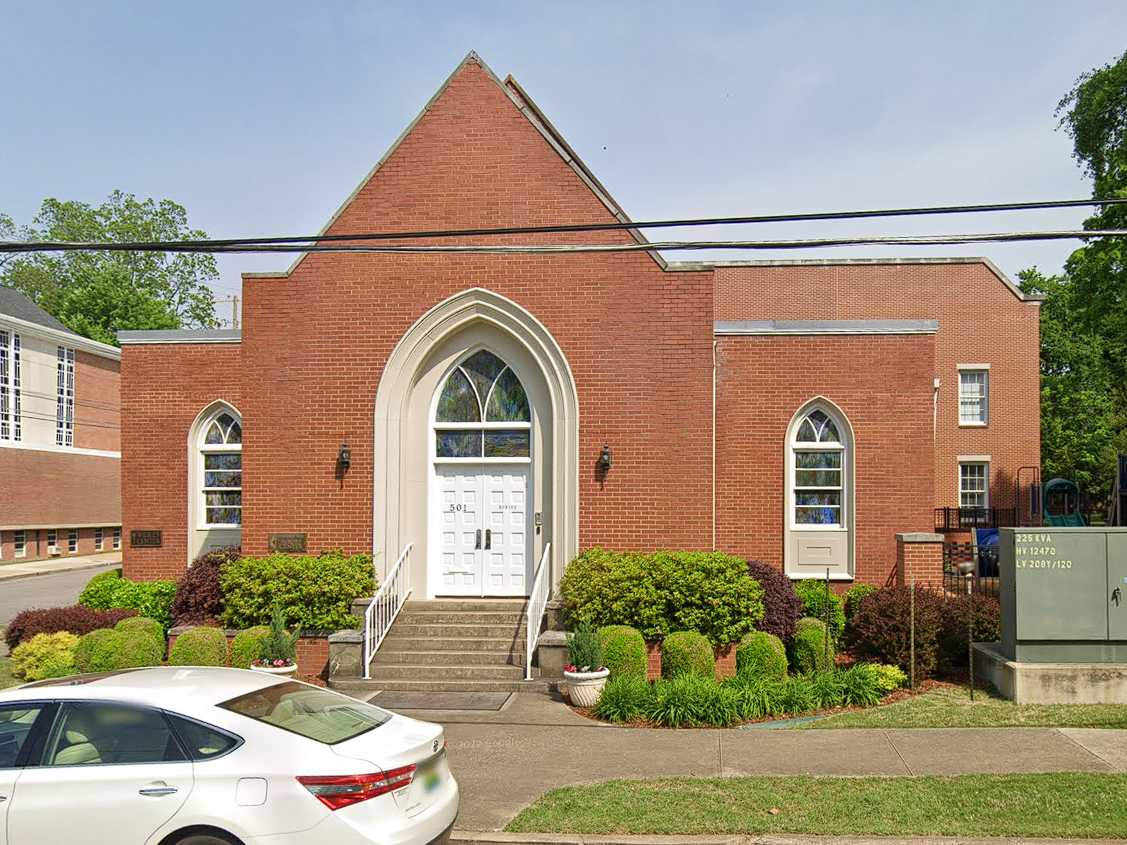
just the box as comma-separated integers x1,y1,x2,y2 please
999,527,1127,662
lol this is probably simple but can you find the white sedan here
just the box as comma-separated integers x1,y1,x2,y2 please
0,667,458,845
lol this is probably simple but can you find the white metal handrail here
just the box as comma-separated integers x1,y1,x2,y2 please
363,543,413,679
525,542,551,681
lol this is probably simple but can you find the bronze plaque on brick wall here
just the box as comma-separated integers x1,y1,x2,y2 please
130,530,162,548
269,533,307,553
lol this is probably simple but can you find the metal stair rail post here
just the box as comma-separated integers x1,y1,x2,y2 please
525,542,551,681
363,543,413,679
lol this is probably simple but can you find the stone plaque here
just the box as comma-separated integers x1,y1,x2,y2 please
269,532,307,553
130,530,162,548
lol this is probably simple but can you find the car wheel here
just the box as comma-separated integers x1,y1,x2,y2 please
171,834,240,845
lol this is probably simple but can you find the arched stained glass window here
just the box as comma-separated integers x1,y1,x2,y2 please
790,406,846,527
198,407,242,526
435,351,530,459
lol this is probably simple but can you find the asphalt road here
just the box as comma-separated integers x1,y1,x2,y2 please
0,564,119,631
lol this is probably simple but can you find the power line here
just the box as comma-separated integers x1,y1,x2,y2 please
1,197,1126,254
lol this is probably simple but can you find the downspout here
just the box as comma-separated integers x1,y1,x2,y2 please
933,377,941,509
712,339,718,550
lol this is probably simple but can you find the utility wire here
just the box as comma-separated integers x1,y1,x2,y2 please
2,229,1120,256
1,197,1126,254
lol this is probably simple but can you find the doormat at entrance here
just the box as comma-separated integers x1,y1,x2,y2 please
372,691,512,711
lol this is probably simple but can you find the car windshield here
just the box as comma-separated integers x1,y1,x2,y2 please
218,681,391,744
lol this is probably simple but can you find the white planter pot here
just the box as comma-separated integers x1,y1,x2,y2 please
563,668,610,707
251,663,298,677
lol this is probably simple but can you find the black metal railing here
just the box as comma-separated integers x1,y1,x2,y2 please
942,542,1000,596
934,507,1017,531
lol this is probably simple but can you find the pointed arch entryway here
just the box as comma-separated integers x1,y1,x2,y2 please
373,289,578,600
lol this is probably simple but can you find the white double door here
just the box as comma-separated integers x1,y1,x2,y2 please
433,463,531,597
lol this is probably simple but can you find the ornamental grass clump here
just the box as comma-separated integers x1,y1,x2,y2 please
597,625,647,679
735,630,788,681
661,631,714,679
169,626,229,666
647,674,740,727
593,675,653,722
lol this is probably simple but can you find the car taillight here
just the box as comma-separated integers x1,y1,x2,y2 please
297,766,416,810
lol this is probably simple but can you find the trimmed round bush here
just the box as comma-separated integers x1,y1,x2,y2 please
661,631,714,679
114,616,165,646
169,626,229,667
112,630,165,669
4,605,137,650
735,630,788,681
746,561,802,640
794,580,846,643
597,625,647,680
172,546,240,625
230,626,271,669
789,617,834,674
11,632,78,681
846,586,944,678
73,628,120,673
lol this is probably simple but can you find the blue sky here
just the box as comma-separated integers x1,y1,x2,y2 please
4,2,1126,306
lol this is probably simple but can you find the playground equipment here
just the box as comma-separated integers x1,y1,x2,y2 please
1042,477,1087,527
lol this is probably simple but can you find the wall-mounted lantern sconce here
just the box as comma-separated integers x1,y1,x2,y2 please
598,444,613,472
337,442,352,472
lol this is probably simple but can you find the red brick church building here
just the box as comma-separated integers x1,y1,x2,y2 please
118,53,1041,597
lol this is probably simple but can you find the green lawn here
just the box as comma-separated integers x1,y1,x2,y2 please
506,774,1127,838
793,684,1127,729
0,656,16,690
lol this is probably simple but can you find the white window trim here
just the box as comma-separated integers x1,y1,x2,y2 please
197,409,242,530
0,330,20,443
112,527,121,551
430,352,533,463
46,529,59,555
958,459,991,509
14,530,26,558
788,422,846,532
67,529,78,554
55,346,75,447
957,365,990,427
95,528,104,552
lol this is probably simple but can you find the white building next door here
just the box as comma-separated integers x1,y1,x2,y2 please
434,464,530,597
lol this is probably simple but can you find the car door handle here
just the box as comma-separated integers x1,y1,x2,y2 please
139,785,178,797
475,529,481,550
485,529,492,550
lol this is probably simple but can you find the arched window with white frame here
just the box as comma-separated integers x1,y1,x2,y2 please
198,407,242,527
786,401,854,578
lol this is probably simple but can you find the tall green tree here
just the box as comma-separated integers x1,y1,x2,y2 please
0,191,220,345
1023,49,1127,506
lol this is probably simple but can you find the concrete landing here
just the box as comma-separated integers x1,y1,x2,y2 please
372,691,513,711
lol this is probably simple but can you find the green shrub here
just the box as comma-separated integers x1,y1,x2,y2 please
869,663,908,694
593,675,653,722
111,631,165,669
939,593,1002,670
229,626,270,669
839,663,884,707
565,622,604,671
661,631,714,679
845,583,879,623
560,549,764,645
735,631,788,681
169,626,229,666
789,617,834,674
597,625,647,680
11,632,78,681
846,586,945,679
114,616,165,646
220,550,375,631
78,571,177,630
73,628,119,673
794,580,846,642
78,569,124,609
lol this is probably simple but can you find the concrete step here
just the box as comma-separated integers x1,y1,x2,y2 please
404,599,527,612
395,610,527,625
366,664,526,681
373,650,519,666
379,635,524,653
331,678,549,694
387,622,527,640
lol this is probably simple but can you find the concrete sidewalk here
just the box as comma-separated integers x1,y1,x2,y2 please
401,693,1127,832
0,552,121,583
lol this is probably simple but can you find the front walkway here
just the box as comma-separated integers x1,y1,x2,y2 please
387,693,1127,832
